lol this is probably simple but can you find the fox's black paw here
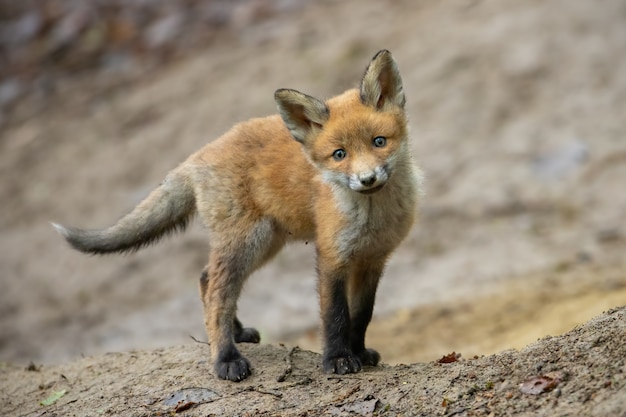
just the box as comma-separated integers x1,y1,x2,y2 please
357,348,381,367
215,354,251,382
234,318,261,343
235,327,260,344
323,353,362,375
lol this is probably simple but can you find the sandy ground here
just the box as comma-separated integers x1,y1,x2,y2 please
2,307,625,416
1,0,626,414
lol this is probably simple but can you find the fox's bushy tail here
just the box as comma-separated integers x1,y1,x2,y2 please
53,170,196,254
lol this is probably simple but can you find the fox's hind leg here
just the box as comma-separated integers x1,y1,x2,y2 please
199,268,260,343
200,218,284,381
202,253,250,382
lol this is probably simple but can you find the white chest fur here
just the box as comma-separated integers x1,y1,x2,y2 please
330,163,421,260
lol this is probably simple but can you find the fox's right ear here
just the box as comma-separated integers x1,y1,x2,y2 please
275,88,329,144
360,49,405,110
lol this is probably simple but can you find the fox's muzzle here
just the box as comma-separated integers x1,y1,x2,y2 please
350,166,389,193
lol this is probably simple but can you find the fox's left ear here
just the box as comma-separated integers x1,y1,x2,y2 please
360,49,405,110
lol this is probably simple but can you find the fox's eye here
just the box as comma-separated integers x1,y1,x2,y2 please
373,136,387,147
332,149,347,161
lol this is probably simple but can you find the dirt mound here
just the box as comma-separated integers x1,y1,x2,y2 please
2,307,624,416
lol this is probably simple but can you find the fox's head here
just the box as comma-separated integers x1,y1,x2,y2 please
275,49,409,195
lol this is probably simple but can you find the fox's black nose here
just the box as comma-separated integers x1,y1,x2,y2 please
360,174,377,187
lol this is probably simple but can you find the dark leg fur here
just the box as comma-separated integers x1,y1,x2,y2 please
320,275,362,374
348,263,384,367
350,301,381,367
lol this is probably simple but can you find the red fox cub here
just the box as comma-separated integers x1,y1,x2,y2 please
54,50,422,382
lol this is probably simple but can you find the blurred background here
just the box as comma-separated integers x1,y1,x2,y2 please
1,0,625,366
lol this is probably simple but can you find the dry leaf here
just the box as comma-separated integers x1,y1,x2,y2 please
519,376,559,395
437,352,459,364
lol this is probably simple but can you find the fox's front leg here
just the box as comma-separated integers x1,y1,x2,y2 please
348,260,386,367
318,261,362,374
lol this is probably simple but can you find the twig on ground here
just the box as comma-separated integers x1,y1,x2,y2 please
189,335,210,346
238,386,283,398
277,346,298,382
